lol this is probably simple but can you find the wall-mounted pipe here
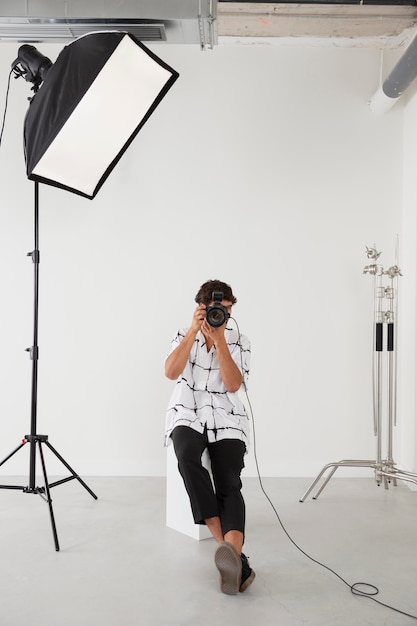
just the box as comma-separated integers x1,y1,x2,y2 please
370,33,417,114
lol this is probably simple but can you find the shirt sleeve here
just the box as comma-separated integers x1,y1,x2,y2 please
165,328,186,360
230,332,251,389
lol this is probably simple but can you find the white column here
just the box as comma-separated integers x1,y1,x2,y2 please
399,90,417,480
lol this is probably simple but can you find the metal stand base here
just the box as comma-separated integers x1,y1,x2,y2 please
299,458,417,502
0,435,97,551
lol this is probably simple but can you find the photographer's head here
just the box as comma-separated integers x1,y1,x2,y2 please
195,280,236,328
195,280,237,307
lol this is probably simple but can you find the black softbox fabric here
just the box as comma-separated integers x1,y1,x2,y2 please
23,31,179,199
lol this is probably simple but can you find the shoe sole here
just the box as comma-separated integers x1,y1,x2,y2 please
214,542,242,595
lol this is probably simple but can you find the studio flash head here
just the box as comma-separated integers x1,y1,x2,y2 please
206,291,230,328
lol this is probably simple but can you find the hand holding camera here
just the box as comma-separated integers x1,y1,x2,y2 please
191,303,207,332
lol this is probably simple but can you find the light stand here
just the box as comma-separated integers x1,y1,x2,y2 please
1,33,178,550
0,182,97,551
300,243,417,502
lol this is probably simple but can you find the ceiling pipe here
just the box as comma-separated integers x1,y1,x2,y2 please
369,33,417,114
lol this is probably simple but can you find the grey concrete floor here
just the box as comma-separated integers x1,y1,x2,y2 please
0,475,416,626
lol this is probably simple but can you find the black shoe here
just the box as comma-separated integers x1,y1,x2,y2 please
240,553,255,592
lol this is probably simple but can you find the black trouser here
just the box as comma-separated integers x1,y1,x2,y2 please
171,425,246,536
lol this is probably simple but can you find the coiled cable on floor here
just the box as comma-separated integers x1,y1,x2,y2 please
231,316,417,622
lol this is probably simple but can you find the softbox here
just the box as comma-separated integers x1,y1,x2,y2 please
23,31,179,199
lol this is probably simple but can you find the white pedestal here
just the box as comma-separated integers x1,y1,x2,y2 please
166,444,212,540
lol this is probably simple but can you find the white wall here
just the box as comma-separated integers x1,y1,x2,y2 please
0,41,405,478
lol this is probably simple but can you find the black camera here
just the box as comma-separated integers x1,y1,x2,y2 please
206,291,230,328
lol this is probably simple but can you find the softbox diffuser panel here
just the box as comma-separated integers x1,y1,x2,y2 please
23,32,179,199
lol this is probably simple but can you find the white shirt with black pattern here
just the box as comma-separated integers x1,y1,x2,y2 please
165,326,251,449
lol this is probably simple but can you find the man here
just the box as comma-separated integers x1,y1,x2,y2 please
165,279,255,595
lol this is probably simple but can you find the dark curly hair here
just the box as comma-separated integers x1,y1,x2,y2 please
194,279,237,306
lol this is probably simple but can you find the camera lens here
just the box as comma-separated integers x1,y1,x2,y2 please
206,304,228,327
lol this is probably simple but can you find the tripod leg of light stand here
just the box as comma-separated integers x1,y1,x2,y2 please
36,439,60,551
0,440,28,490
44,440,97,500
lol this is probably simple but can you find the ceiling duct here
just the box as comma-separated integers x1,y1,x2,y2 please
370,32,417,113
0,0,217,49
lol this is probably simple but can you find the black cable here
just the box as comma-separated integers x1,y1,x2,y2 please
0,69,14,149
230,315,417,622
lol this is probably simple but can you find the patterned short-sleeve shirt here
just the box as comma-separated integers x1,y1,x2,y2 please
165,326,251,449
